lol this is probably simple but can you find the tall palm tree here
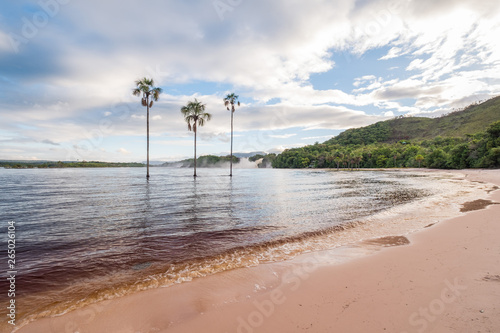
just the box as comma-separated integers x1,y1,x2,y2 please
181,99,212,177
223,93,240,177
133,78,162,179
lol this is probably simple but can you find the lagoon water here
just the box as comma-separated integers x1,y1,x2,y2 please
0,167,491,330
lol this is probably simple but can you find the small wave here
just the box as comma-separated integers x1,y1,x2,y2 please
3,170,496,331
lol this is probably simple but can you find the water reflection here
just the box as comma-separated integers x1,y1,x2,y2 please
0,167,458,329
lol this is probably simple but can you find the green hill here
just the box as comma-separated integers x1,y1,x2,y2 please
161,155,239,168
272,97,500,169
325,96,500,145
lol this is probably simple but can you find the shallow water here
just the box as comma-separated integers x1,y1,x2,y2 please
0,167,492,330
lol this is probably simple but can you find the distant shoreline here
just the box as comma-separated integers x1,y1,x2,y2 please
0,161,145,169
2,160,499,171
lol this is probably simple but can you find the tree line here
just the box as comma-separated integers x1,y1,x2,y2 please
1,161,145,169
162,155,240,168
272,121,500,169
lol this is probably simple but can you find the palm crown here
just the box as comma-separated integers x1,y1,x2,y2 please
133,78,162,104
181,99,212,132
224,93,240,112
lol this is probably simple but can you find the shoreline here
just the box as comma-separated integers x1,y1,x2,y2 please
13,169,500,333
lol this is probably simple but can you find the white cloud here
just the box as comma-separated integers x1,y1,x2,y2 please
302,135,335,141
353,75,377,87
155,140,195,147
1,0,500,161
268,134,296,139
0,30,14,53
117,148,131,154
379,47,403,60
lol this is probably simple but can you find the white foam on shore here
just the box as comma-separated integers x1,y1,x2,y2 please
133,172,495,291
10,171,496,332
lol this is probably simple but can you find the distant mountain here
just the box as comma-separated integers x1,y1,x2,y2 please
325,96,500,145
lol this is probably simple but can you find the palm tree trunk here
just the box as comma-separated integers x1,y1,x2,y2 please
146,102,150,179
230,110,233,177
194,129,197,177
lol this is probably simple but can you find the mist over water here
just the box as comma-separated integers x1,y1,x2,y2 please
163,157,262,169
0,168,490,329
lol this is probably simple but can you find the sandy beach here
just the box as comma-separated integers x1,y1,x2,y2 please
14,169,500,333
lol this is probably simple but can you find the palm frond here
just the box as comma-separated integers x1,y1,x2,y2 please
152,87,162,101
203,112,212,121
181,99,211,132
133,77,162,108
224,93,240,112
224,93,238,101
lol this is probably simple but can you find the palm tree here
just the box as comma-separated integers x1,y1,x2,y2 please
181,99,212,177
223,93,240,177
333,151,343,170
132,78,162,179
343,153,351,170
353,154,363,170
415,154,424,168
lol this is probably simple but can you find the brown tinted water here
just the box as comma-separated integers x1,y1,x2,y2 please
0,168,493,331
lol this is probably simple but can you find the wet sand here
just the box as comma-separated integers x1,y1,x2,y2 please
15,169,500,333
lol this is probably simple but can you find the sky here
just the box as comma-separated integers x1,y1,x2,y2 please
1,0,500,162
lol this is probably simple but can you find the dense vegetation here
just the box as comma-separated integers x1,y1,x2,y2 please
161,155,240,168
1,161,145,169
325,96,500,146
248,153,277,168
273,119,500,169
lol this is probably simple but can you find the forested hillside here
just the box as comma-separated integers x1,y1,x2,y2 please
325,96,500,145
273,97,500,169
